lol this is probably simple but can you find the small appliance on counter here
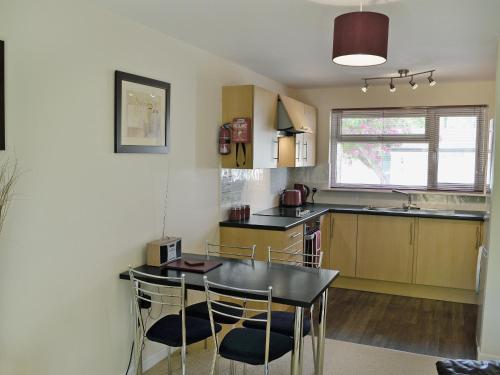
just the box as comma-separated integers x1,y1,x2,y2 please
294,184,310,204
280,189,302,207
146,236,182,266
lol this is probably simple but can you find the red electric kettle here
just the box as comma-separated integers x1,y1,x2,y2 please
294,184,310,205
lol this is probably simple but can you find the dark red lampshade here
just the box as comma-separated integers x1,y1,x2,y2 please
332,11,389,66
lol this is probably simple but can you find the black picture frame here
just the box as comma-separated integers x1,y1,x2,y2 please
0,41,5,150
114,71,170,154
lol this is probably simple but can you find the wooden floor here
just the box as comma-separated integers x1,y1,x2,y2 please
322,288,478,359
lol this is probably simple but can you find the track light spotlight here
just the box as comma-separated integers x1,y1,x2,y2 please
409,77,418,90
389,78,396,93
361,69,435,95
361,80,368,93
428,73,436,86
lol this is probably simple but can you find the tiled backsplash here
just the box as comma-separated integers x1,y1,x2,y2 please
219,165,488,219
220,168,288,219
289,165,488,211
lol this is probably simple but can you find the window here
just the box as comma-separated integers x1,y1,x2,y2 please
330,106,489,192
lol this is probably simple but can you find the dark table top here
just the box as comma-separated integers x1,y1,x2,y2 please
219,203,487,231
120,253,339,308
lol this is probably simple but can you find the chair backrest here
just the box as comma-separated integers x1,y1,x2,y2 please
205,241,256,260
267,244,324,268
128,267,186,343
203,276,273,365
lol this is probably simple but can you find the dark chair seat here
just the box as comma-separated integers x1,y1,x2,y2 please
184,301,243,325
436,359,500,375
146,314,221,347
220,328,293,366
243,311,311,337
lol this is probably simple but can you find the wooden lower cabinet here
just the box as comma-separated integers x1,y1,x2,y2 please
415,218,482,290
219,225,303,262
220,213,483,304
324,213,357,277
219,225,303,312
356,215,415,283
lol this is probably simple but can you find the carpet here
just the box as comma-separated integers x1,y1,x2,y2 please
145,337,441,375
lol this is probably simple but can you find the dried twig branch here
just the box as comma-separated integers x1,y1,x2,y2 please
0,158,19,235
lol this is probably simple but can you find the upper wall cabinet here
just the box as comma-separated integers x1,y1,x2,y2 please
278,95,314,134
304,103,317,133
221,85,279,169
277,132,316,168
276,96,317,168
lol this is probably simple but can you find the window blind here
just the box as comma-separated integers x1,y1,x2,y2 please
330,106,489,192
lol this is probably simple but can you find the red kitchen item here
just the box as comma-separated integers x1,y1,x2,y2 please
280,190,302,207
229,206,242,221
294,184,310,204
242,205,250,220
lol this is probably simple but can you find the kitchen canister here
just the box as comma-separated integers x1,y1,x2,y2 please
242,204,250,220
229,206,242,221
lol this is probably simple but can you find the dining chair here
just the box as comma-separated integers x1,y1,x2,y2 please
184,241,256,325
204,276,294,375
242,245,324,374
129,267,222,375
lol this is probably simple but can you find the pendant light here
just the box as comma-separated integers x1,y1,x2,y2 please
332,2,389,67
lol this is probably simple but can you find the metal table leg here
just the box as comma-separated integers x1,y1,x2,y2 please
134,303,143,375
290,306,304,375
316,289,328,375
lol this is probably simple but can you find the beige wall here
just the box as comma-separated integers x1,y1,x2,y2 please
288,80,495,209
479,39,500,360
0,0,287,373
290,80,496,167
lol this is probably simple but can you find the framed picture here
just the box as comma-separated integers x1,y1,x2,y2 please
114,71,170,154
0,41,5,150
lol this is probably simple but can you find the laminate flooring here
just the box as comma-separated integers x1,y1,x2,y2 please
322,288,477,359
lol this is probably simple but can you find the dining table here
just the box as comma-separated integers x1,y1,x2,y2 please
119,253,339,375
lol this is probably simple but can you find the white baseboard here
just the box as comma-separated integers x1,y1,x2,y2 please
143,347,169,372
477,347,500,361
126,347,179,375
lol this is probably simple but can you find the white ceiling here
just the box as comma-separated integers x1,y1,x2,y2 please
94,0,500,88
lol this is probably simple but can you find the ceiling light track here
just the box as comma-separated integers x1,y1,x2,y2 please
360,69,437,93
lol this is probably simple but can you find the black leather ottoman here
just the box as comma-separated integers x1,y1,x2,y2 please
436,359,500,374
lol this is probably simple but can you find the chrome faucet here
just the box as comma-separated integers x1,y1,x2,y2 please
392,189,418,210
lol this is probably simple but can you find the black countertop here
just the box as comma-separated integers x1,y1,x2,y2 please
120,253,339,308
219,203,487,231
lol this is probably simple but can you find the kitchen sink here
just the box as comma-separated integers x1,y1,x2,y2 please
364,206,455,215
364,206,411,212
418,208,456,215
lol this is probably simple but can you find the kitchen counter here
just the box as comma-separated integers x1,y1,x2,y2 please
219,203,487,231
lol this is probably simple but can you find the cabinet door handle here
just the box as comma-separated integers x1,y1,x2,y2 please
476,227,480,249
272,139,279,160
295,141,300,161
303,142,308,160
289,232,301,239
330,216,334,241
409,223,413,246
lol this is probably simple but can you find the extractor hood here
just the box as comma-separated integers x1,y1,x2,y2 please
277,95,312,134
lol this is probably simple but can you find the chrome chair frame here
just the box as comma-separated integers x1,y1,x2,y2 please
190,241,257,352
205,241,256,260
204,276,274,375
267,244,323,269
267,246,324,375
128,267,187,375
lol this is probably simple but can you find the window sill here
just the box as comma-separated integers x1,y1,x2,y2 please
322,187,489,197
